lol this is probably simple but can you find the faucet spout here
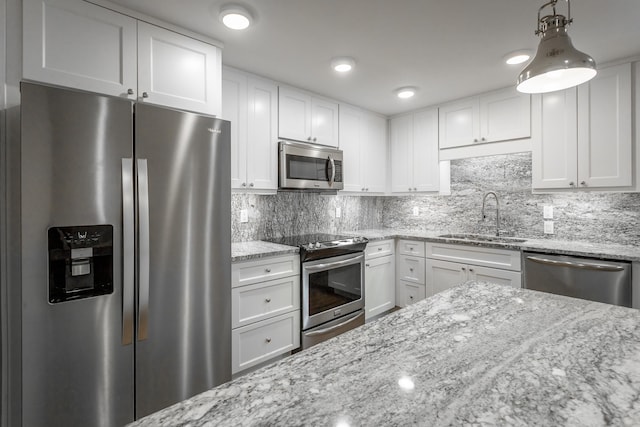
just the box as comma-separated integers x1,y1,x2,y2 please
482,191,500,236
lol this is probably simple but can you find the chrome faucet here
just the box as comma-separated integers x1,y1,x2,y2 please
482,192,500,236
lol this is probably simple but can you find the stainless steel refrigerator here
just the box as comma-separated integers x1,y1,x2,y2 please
19,82,231,426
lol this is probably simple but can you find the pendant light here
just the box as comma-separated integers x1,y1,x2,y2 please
516,0,596,94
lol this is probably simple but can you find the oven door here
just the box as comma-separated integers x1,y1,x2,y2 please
302,252,364,330
279,141,343,190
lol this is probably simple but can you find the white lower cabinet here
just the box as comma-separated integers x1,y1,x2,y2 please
232,254,300,374
396,240,427,307
425,242,522,297
364,240,395,320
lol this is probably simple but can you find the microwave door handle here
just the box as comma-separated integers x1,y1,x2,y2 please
328,155,335,186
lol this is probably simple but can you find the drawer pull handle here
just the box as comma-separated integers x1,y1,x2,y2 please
377,247,382,251
265,268,271,273
265,298,271,303
265,337,272,343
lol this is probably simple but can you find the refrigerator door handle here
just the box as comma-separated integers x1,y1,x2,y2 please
122,159,135,346
137,159,150,341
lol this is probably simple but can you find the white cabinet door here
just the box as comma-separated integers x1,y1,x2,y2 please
577,63,632,188
362,112,388,193
339,105,364,192
438,98,479,149
390,114,414,192
311,98,339,147
425,259,467,297
412,108,439,192
23,0,137,97
137,22,222,116
469,265,522,289
222,68,248,189
365,255,395,320
396,281,426,307
532,88,578,189
246,76,278,190
480,88,531,143
278,87,312,142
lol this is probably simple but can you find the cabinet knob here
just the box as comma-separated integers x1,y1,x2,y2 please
366,188,369,191
481,137,486,142
413,187,417,191
127,88,134,95
473,138,478,143
249,183,254,187
409,268,414,272
409,247,413,251
409,295,414,300
469,268,474,273
265,337,272,343
377,247,382,251
569,181,575,187
408,188,412,191
313,137,317,142
242,182,247,187
362,187,366,191
365,263,370,267
580,181,587,186
142,92,149,98
461,267,466,271
265,298,271,303
265,268,271,273
307,137,312,141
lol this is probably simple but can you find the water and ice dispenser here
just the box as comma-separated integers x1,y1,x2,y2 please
48,225,114,303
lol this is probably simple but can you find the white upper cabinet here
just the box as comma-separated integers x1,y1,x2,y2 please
532,62,633,191
222,67,278,191
23,0,222,116
577,63,632,189
439,87,531,149
137,22,222,116
278,86,339,147
390,108,439,193
339,104,387,193
23,0,137,97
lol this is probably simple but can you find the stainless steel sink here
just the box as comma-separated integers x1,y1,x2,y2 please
437,233,527,244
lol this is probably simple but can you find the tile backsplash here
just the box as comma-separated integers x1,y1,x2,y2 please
232,152,640,246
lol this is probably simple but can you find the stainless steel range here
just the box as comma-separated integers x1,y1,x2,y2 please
268,233,368,350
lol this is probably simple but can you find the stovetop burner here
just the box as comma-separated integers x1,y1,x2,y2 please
266,233,368,261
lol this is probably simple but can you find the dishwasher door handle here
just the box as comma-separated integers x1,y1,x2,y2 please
526,256,626,272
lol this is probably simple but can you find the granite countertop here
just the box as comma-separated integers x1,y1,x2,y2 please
232,230,639,262
231,240,299,262
345,228,640,262
130,282,640,426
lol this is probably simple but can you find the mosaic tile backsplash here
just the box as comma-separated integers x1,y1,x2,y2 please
232,152,640,246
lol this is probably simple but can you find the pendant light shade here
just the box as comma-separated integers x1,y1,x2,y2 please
517,0,596,93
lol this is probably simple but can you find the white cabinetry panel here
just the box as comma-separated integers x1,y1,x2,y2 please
365,253,395,319
23,0,137,97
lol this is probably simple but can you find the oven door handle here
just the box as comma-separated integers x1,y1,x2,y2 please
305,254,363,272
305,311,364,337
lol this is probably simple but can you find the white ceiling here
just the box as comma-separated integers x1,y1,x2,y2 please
108,0,640,116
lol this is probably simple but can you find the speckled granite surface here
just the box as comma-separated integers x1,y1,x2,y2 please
231,241,298,262
129,282,640,426
342,228,640,262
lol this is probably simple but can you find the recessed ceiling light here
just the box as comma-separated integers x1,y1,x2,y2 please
331,57,356,73
219,4,253,30
395,87,417,99
504,50,532,65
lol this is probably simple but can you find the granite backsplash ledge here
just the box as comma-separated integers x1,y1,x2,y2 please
232,152,640,246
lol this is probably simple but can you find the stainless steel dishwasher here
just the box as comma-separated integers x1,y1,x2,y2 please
523,252,632,307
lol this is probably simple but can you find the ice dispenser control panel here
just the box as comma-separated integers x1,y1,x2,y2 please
48,225,113,303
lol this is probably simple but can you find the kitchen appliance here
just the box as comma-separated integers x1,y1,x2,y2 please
278,140,344,191
19,82,231,426
267,234,367,349
523,252,632,307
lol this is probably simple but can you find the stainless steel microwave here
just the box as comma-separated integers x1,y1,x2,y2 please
278,140,344,191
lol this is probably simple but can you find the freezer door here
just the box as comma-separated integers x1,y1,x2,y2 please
20,82,135,426
134,104,231,418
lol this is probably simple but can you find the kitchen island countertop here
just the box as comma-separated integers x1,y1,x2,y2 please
130,282,640,426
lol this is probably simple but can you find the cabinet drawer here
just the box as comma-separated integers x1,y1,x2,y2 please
365,239,394,259
396,281,426,308
232,276,300,328
397,255,425,284
232,311,300,374
426,242,521,271
397,239,426,257
232,255,300,287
